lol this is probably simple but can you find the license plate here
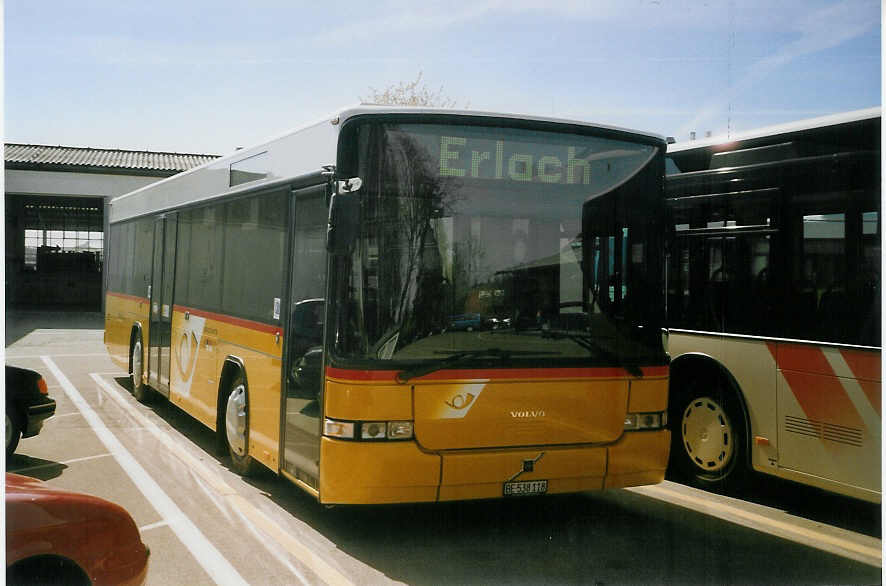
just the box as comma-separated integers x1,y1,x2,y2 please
503,480,547,496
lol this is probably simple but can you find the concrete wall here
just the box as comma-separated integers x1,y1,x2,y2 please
5,169,160,198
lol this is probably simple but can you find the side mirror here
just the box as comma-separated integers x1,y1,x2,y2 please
326,177,362,254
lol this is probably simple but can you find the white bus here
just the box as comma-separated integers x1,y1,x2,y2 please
664,108,880,503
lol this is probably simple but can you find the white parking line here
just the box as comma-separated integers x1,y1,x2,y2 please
8,353,110,359
40,357,249,586
91,372,353,586
629,483,882,567
139,520,171,532
49,412,83,419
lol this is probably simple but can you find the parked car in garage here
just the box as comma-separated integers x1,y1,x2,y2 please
6,473,150,585
6,365,56,457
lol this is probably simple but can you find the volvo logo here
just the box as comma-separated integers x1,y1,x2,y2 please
510,410,545,418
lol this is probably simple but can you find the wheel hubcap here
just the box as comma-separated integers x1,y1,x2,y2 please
132,340,143,386
681,396,734,472
226,384,248,457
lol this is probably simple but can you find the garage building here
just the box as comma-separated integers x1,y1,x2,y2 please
5,144,218,311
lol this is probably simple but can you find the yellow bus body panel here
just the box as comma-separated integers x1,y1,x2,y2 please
325,380,414,420
627,378,669,413
320,438,441,504
168,307,283,474
104,293,150,373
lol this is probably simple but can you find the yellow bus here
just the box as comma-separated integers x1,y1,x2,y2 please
105,106,670,504
664,108,881,503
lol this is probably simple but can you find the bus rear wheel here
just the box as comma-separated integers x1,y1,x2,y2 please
224,373,256,476
130,336,151,403
670,379,746,491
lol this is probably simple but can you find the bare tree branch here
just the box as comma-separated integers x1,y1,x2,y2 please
361,71,468,108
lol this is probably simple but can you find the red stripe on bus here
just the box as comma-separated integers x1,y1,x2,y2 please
326,365,666,382
106,291,149,304
840,349,882,382
856,380,881,416
768,342,869,428
773,343,835,376
172,305,281,335
780,370,864,430
841,349,881,416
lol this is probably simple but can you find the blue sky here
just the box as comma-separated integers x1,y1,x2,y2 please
4,0,881,155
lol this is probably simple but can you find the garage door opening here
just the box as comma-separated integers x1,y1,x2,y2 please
7,195,104,310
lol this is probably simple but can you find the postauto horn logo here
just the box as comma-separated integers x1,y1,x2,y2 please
175,314,205,395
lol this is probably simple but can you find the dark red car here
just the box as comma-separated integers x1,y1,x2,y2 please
6,473,149,585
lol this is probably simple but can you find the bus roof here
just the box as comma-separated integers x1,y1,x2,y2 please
667,106,881,155
109,105,665,223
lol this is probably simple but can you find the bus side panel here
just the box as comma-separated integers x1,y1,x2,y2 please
773,343,881,496
214,318,283,474
169,308,218,430
104,292,150,371
169,308,283,474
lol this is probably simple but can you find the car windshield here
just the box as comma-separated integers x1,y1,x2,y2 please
330,120,667,370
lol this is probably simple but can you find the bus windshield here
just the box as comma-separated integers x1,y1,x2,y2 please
331,121,666,371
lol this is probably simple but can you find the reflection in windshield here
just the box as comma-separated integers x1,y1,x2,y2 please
332,121,666,371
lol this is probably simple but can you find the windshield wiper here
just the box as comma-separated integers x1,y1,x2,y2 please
395,348,559,383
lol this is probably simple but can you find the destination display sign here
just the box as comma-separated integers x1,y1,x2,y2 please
386,123,656,194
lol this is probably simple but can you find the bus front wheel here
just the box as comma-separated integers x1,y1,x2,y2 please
670,379,746,491
224,373,256,476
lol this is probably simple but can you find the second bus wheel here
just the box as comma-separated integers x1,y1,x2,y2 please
669,378,747,492
224,373,256,476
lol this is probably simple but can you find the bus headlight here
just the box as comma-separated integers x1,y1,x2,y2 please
387,421,414,439
324,418,414,441
623,411,668,431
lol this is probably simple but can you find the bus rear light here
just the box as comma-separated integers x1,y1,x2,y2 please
324,418,414,441
624,411,667,431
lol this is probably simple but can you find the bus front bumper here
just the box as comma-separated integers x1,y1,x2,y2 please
318,430,670,505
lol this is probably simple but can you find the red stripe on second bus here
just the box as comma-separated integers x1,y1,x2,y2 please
768,342,866,429
780,369,864,429
840,349,882,382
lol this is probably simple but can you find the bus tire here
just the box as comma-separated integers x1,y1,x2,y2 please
669,375,746,492
223,372,256,476
130,334,151,404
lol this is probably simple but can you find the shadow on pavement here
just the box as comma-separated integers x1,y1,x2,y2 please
5,310,104,347
7,454,69,481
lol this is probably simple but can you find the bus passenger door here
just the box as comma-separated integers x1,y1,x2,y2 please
282,185,328,491
148,214,177,397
